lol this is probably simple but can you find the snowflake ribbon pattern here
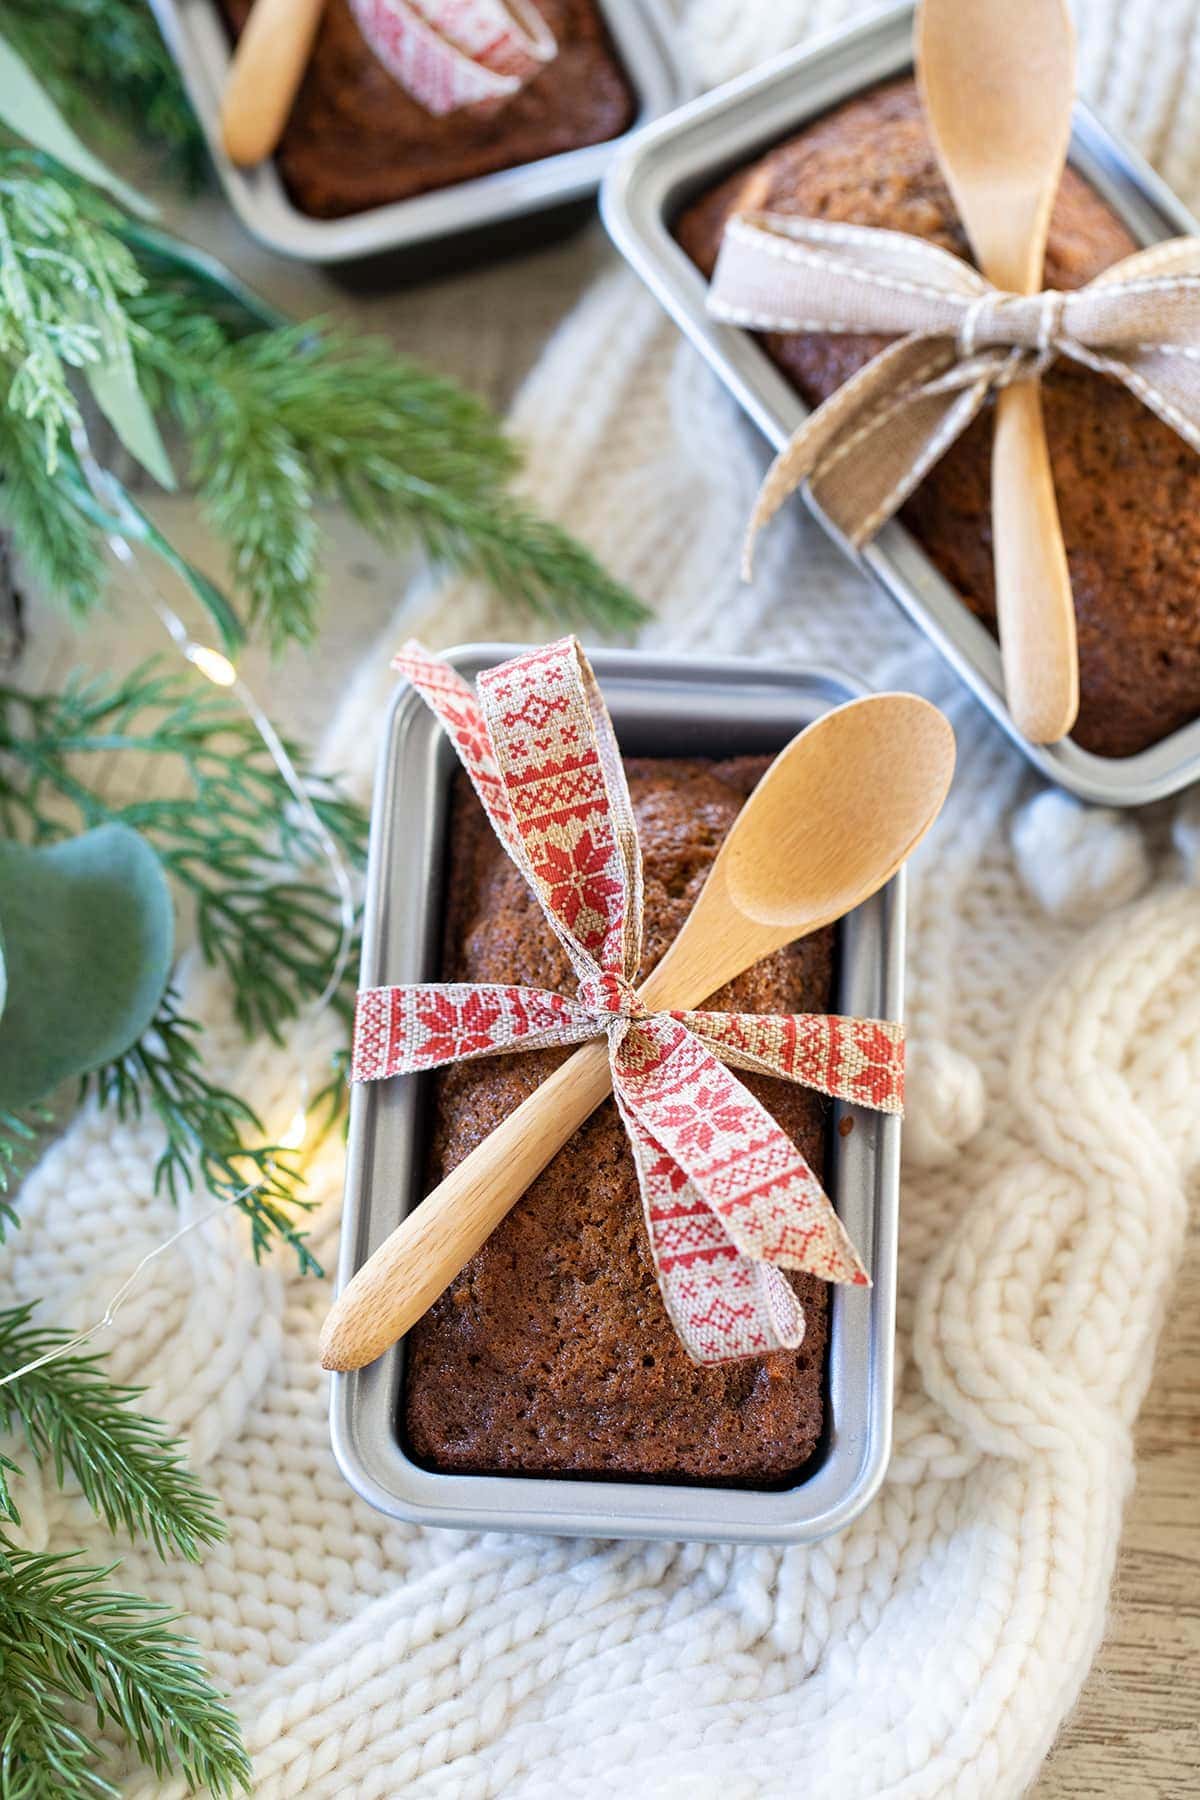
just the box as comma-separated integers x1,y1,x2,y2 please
351,639,905,1365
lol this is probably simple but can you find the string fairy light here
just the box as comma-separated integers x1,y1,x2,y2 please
0,1184,255,1391
71,419,358,1128
0,427,360,1394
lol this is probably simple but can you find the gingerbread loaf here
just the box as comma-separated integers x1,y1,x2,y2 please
403,757,836,1485
216,0,635,219
676,77,1200,760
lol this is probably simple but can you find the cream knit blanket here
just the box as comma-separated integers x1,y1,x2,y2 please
8,2,1200,1795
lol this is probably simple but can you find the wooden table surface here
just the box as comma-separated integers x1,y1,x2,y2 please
1034,1196,1200,1796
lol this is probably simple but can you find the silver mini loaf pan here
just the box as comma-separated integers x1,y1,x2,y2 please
149,0,684,282
330,645,903,1544
601,0,1200,807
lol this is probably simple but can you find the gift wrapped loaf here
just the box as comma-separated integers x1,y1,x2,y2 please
216,0,634,218
404,757,835,1485
677,76,1200,760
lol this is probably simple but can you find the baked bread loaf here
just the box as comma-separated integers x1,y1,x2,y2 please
676,77,1200,760
217,0,634,219
404,758,835,1485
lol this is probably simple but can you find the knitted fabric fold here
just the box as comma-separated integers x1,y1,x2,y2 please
7,4,1200,1797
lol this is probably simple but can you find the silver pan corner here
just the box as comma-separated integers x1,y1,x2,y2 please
601,0,1200,807
329,644,903,1545
149,0,686,278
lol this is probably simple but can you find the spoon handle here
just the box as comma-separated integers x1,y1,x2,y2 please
320,1039,613,1372
991,380,1079,744
318,918,739,1371
220,0,325,168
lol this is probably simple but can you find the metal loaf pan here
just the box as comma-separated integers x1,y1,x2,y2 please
601,0,1200,806
329,645,903,1544
149,0,684,282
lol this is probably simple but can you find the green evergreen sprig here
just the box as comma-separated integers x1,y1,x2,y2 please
0,663,365,1266
87,990,322,1273
0,1451,18,1523
2,1640,115,1800
0,1106,43,1238
0,0,207,186
0,662,367,1037
0,1305,249,1797
0,153,648,651
0,1541,251,1798
0,1303,224,1559
0,409,106,620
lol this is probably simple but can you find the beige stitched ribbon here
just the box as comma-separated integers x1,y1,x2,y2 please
350,0,556,115
706,212,1200,569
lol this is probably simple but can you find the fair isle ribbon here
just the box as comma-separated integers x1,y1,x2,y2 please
706,213,1200,568
351,639,905,1366
350,0,556,116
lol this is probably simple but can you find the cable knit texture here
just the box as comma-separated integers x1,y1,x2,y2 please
6,3,1200,1796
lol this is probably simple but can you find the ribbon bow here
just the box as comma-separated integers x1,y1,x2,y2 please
350,0,556,116
351,638,904,1365
707,212,1200,565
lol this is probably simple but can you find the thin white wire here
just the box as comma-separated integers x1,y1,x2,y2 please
69,423,358,1019
0,1187,249,1389
0,427,358,1394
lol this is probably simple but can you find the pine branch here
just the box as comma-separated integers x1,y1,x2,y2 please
0,152,649,647
0,1539,251,1798
0,1105,47,1241
0,1304,225,1560
0,1453,19,1525
0,167,139,467
0,412,107,617
0,0,208,187
376,480,649,635
0,662,367,1041
0,161,245,642
133,309,537,650
85,991,323,1274
147,310,648,646
0,665,357,1267
0,1653,112,1800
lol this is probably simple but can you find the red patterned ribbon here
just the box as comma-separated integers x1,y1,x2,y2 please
350,0,556,116
352,640,904,1365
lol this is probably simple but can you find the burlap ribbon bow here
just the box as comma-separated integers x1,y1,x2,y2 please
350,0,555,115
707,212,1200,565
351,639,904,1365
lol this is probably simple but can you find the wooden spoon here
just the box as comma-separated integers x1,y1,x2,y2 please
319,692,955,1373
219,0,325,168
917,0,1079,745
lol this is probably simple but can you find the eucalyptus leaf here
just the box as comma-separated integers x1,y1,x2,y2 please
0,34,154,217
0,824,174,1109
86,313,177,491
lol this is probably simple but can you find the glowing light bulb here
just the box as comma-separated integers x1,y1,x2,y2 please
186,643,238,688
279,1106,309,1151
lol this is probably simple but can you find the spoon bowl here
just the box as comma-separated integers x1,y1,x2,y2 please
918,0,1076,288
724,693,955,928
320,691,955,1374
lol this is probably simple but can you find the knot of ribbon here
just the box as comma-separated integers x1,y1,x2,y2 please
350,0,556,116
351,637,905,1366
706,212,1200,565
574,969,649,1021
